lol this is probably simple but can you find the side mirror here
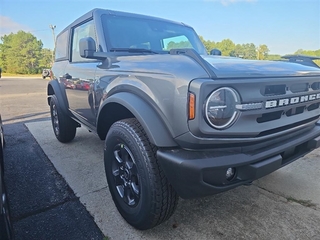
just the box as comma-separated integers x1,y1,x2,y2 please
79,37,96,58
210,48,222,56
79,37,109,60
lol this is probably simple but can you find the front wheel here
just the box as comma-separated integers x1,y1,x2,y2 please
0,181,14,240
104,118,179,230
50,95,77,143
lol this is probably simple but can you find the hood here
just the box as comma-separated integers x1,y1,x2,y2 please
201,55,320,78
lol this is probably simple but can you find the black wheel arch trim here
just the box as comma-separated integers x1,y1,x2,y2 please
97,92,178,147
47,79,70,116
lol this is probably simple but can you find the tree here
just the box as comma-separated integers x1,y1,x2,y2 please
166,41,192,50
294,49,320,57
229,43,257,59
199,35,216,53
257,44,270,60
294,49,320,67
295,49,304,55
199,36,258,59
39,48,53,69
266,54,282,61
230,44,243,57
215,39,235,56
0,31,46,74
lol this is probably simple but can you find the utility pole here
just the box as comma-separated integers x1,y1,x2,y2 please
49,24,56,65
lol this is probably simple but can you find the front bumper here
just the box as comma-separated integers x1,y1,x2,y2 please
157,125,320,199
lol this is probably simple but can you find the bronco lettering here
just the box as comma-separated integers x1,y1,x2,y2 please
265,93,320,109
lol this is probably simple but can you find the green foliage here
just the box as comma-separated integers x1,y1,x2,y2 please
256,44,270,60
199,35,319,64
39,48,53,69
266,54,282,61
294,49,320,67
232,43,257,59
199,36,260,59
166,41,192,50
199,35,216,53
0,31,52,74
294,49,320,56
215,39,235,56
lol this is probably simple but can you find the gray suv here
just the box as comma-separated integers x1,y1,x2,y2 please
47,8,320,230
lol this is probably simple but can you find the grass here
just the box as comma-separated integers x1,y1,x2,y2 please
287,197,317,208
2,73,41,77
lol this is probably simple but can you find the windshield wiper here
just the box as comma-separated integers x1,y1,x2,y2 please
110,48,158,54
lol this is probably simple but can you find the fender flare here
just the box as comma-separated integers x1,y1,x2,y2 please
97,92,178,147
47,79,69,116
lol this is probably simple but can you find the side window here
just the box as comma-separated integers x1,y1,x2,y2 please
71,20,96,62
55,30,69,60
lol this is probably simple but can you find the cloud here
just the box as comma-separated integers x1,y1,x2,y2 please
205,0,257,6
0,15,31,36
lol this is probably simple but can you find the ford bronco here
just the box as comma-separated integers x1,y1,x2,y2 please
47,8,320,230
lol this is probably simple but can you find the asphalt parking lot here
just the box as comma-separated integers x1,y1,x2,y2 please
0,77,104,239
1,77,320,239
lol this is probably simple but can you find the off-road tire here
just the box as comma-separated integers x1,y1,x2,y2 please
104,118,179,230
0,144,14,240
0,181,14,240
50,95,77,143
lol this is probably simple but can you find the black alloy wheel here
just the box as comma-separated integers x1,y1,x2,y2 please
112,143,140,207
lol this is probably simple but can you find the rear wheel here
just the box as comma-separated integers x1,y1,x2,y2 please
104,118,179,230
50,95,77,143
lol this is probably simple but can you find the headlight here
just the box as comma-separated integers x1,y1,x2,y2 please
205,87,240,129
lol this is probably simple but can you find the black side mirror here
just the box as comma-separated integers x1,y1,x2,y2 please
79,37,109,60
79,37,96,58
210,48,222,56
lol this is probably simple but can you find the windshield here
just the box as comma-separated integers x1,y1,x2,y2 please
101,14,207,55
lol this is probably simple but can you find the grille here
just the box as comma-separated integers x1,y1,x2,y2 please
233,77,320,138
194,76,320,139
264,82,320,96
264,84,286,96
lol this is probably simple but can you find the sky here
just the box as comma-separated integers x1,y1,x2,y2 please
0,0,319,55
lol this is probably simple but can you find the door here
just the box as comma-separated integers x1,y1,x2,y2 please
63,20,99,127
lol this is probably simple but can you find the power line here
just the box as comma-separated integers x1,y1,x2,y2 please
29,29,51,33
